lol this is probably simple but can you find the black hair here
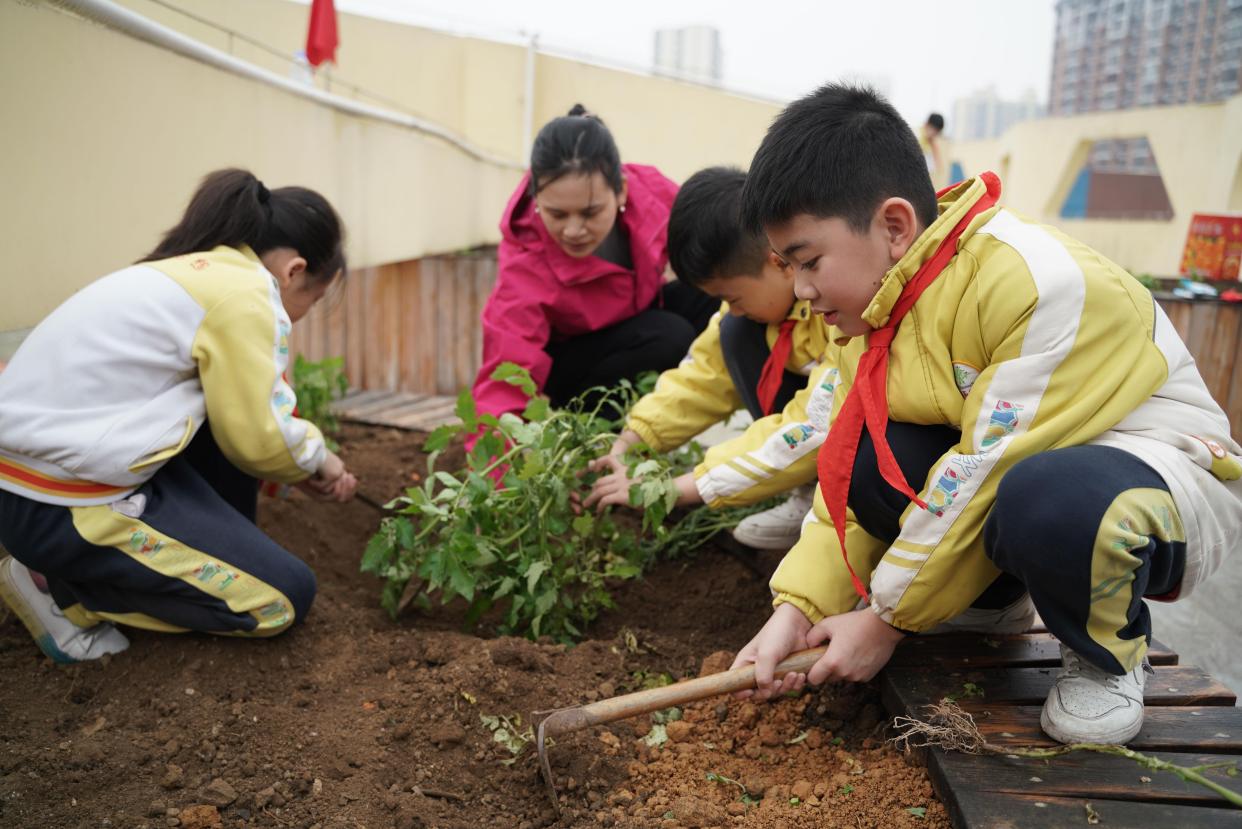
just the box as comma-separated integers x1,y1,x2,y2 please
528,104,623,195
142,168,346,284
668,166,769,286
740,83,938,235
926,112,945,131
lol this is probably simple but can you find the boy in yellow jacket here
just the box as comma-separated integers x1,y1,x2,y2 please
587,167,830,549
729,83,1242,746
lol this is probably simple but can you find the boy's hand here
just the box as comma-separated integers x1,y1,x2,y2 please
803,608,905,684
583,454,634,512
729,602,813,701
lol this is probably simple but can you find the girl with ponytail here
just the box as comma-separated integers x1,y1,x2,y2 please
0,168,355,663
472,104,718,422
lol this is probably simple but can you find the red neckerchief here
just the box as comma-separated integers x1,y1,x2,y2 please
756,319,797,415
816,173,1002,600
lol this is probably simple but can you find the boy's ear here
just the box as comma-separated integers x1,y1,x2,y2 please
877,198,920,262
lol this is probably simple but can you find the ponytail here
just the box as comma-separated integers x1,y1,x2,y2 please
529,104,623,195
142,168,345,284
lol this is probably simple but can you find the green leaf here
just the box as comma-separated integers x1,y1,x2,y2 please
491,362,537,398
525,560,548,593
906,807,927,818
360,524,395,574
643,724,668,747
455,387,478,431
424,424,454,452
523,397,550,422
571,514,595,536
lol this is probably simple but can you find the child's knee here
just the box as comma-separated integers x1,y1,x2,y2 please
251,558,316,634
279,558,317,624
987,453,1084,568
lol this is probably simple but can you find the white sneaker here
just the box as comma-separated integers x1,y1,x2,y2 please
0,556,129,664
929,593,1036,634
731,485,815,550
1041,643,1148,745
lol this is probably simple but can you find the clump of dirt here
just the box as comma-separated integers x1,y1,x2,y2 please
0,424,946,829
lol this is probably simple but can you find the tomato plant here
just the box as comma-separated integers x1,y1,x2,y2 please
361,363,767,641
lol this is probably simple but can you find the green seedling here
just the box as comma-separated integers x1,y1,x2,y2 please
479,713,537,765
291,355,349,450
906,806,927,818
361,363,768,642
705,771,757,806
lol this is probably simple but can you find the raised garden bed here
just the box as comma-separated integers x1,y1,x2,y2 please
0,423,946,829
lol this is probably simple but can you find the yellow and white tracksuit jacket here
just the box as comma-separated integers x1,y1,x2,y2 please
625,301,830,505
769,176,1242,632
0,245,326,507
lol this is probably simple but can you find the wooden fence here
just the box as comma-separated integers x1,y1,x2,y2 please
289,255,1242,438
288,248,497,396
1158,297,1242,437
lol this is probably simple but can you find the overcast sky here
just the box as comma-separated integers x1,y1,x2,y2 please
327,0,1058,132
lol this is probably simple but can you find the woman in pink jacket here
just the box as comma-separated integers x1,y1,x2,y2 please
472,105,718,419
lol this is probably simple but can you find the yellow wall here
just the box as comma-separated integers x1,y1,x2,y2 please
10,0,1237,337
949,97,1242,276
1,0,520,332
3,0,782,335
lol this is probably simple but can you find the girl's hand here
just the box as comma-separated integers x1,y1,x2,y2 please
730,602,814,701
304,451,358,503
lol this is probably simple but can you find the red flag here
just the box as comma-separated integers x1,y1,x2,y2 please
305,0,339,67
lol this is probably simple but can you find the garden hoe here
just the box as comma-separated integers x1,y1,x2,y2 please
535,645,828,818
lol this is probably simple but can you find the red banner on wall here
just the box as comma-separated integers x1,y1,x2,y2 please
1180,213,1242,280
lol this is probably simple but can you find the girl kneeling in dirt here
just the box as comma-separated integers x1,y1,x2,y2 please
0,168,358,663
471,104,719,423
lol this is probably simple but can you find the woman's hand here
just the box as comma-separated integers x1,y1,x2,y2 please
730,602,814,701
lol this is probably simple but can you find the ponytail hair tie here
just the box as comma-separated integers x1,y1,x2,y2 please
256,181,271,205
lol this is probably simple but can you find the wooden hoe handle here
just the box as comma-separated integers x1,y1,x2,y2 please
540,645,828,737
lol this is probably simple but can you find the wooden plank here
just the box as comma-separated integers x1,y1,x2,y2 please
325,276,347,362
351,396,441,423
454,256,476,392
889,632,1177,670
435,257,458,395
380,263,402,391
966,705,1242,753
1200,303,1241,408
398,259,421,394
1185,302,1216,361
345,264,367,391
1158,298,1192,342
416,257,439,394
390,400,460,430
473,255,496,382
338,392,428,419
882,664,1236,710
928,746,1242,810
362,267,383,391
940,788,1242,829
333,389,390,409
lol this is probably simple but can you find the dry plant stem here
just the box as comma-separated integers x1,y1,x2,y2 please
891,701,1242,808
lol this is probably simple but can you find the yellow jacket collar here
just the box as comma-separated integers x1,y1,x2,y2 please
860,176,995,330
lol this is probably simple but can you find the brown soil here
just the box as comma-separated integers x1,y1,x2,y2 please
0,424,947,829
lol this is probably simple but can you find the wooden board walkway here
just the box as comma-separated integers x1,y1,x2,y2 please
331,389,459,431
880,631,1242,828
